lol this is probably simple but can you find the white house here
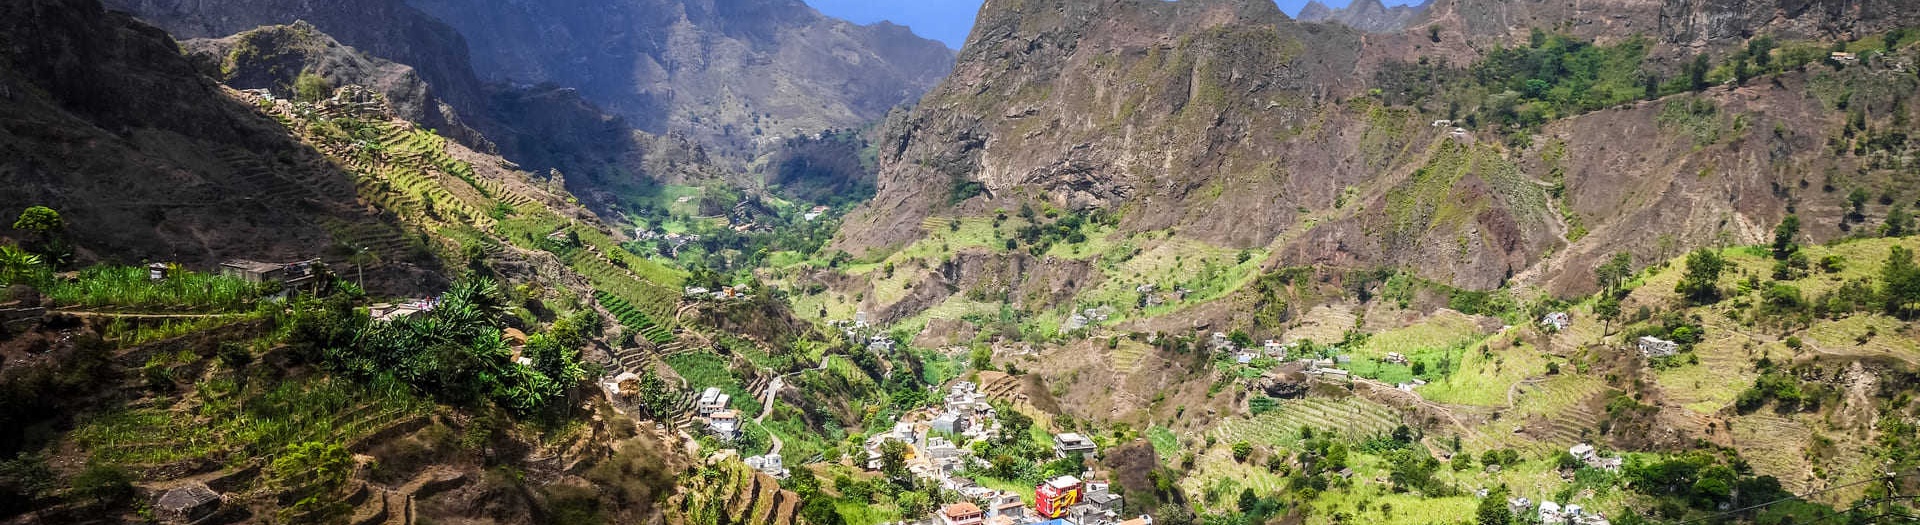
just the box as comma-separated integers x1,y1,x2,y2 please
696,387,731,416
1637,336,1679,358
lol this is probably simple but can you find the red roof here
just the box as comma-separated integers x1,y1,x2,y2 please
944,502,982,517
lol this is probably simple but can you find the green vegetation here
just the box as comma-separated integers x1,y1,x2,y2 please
293,71,331,103
42,265,264,311
289,277,593,417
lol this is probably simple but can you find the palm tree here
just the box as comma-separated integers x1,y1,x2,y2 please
347,245,379,288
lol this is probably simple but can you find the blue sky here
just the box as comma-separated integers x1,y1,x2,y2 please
807,0,1425,48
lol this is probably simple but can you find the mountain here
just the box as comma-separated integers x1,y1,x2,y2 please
831,0,1919,318
1417,0,1920,50
178,22,492,151
405,0,957,153
0,0,441,292
1297,0,1427,33
98,0,494,145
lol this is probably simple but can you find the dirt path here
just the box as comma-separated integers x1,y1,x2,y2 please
56,310,239,319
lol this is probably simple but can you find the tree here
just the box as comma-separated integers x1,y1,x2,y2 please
1596,252,1634,291
1748,36,1775,69
896,491,931,516
11,206,63,257
347,245,380,287
1689,54,1712,91
879,439,911,484
1595,294,1622,335
1883,203,1912,237
294,71,332,103
1477,485,1514,525
1847,188,1871,222
1884,246,1920,319
970,346,994,371
1231,442,1254,463
1772,214,1800,260
1676,249,1727,305
1156,503,1196,525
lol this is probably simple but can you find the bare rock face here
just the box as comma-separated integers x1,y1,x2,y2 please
179,22,492,151
838,0,1918,306
100,0,487,125
406,0,957,155
1297,0,1428,33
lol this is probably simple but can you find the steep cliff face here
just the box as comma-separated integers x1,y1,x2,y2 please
841,0,1373,251
1298,0,1428,33
406,0,956,155
179,22,491,151
100,0,492,144
837,0,1918,306
0,0,436,290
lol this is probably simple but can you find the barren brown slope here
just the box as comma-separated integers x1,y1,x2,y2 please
0,0,440,293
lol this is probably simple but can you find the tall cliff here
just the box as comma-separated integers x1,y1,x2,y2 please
406,0,957,154
836,0,1920,304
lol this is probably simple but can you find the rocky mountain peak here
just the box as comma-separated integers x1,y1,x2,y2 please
1297,0,1427,33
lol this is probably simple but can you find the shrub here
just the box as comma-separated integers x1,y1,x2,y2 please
69,463,133,506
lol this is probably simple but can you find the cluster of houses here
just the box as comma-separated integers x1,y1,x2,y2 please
1133,284,1190,309
696,387,743,441
684,285,752,301
1060,307,1113,333
1499,444,1620,525
634,229,701,254
1507,498,1610,525
803,206,830,222
936,475,1145,525
844,381,1143,525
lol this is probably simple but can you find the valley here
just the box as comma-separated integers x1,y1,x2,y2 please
1,0,1918,525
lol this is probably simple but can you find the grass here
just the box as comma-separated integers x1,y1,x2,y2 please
1147,425,1181,458
101,314,256,348
47,265,262,311
73,377,427,468
664,351,753,411
1212,396,1402,445
1417,337,1547,407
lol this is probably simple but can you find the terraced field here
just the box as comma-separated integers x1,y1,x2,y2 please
1211,396,1403,445
73,382,429,473
597,290,674,345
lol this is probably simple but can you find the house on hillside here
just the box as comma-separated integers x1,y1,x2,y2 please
706,410,740,440
931,413,968,434
1541,312,1571,331
696,387,730,416
220,258,321,290
1053,433,1097,458
1637,336,1679,358
940,502,985,525
1263,340,1287,359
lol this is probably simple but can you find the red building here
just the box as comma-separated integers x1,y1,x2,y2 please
1035,475,1083,519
